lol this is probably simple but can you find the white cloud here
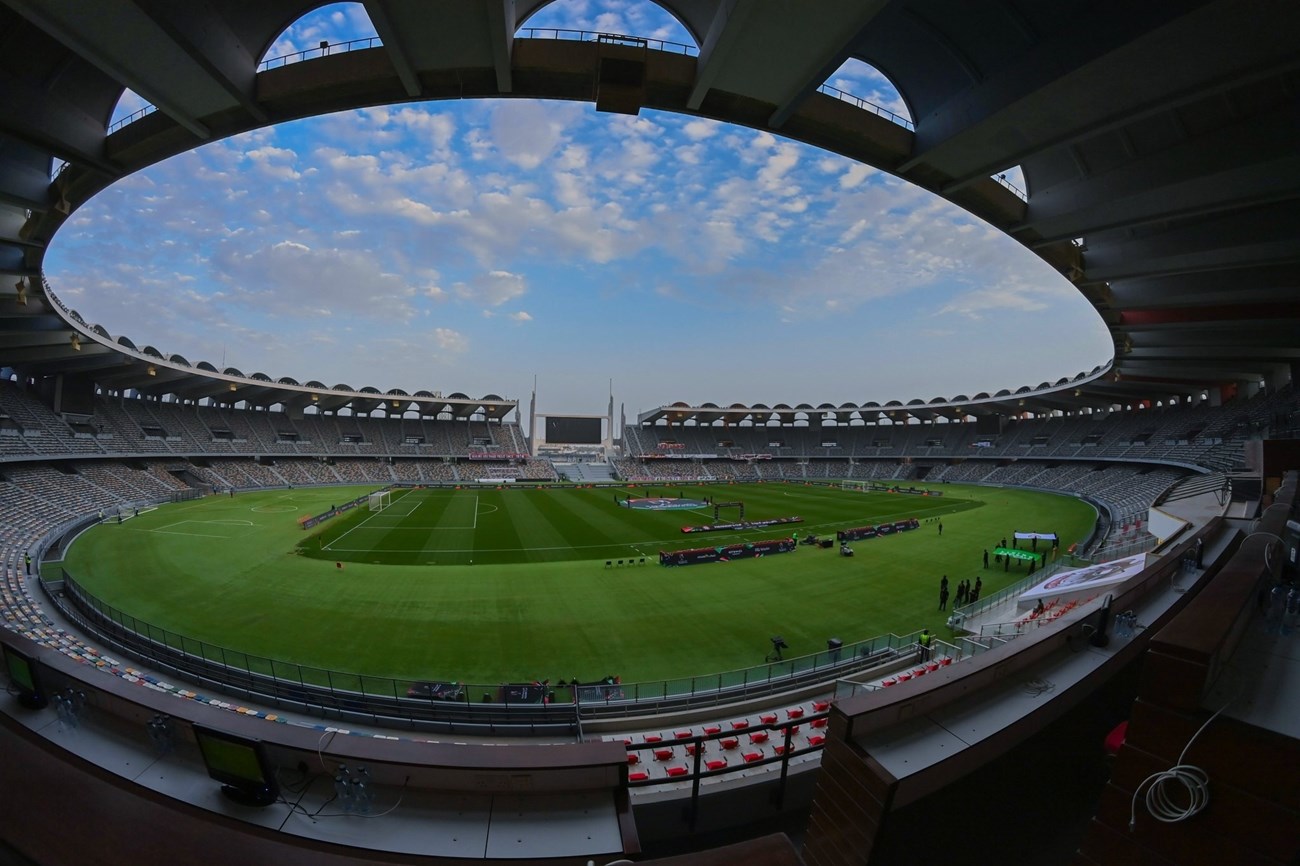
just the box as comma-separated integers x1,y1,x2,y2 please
681,119,718,141
433,327,468,352
509,311,533,322
839,163,872,189
455,270,527,307
491,101,572,169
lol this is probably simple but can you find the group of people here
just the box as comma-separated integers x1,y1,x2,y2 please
938,575,982,610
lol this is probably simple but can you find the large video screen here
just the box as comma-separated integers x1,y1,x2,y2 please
545,416,602,444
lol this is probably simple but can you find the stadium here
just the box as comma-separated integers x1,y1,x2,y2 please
1,3,1299,865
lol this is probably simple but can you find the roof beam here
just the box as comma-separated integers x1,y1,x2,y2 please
129,0,267,124
3,0,221,139
687,0,890,125
1012,106,1300,243
363,0,422,97
0,82,121,178
909,3,1300,186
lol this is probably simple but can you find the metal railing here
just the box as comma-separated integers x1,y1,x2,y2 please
944,554,1085,630
831,637,965,701
992,170,1028,201
50,567,936,727
107,103,157,135
517,27,698,56
258,36,384,72
815,84,914,131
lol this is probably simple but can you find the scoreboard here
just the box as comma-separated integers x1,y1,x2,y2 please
545,416,602,444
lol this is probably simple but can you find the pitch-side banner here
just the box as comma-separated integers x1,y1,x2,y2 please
1017,553,1146,606
1014,531,1059,541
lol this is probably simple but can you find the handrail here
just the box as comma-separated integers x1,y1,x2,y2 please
815,84,914,131
945,555,1082,629
258,36,384,72
517,27,698,56
992,171,1028,201
107,103,157,135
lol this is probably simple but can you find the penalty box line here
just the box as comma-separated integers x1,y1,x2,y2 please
323,493,478,550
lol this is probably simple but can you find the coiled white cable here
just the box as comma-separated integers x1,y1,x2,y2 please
1128,694,1236,831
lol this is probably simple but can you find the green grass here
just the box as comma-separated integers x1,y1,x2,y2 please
61,482,1096,685
299,483,979,566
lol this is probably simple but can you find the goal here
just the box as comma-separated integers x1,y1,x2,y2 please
368,490,392,512
840,480,870,493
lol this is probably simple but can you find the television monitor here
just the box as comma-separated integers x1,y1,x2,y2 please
3,643,48,709
192,723,280,807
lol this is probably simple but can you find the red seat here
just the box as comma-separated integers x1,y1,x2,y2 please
940,657,953,666
730,720,749,730
882,678,897,687
912,667,927,677
674,730,692,739
626,753,640,765
772,744,787,756
654,748,674,761
787,725,800,736
748,731,769,744
705,759,728,771
629,771,649,782
720,737,740,750
685,743,702,756
808,734,825,747
926,662,940,672
621,738,633,746
702,724,722,735
812,700,830,712
786,707,805,719
665,766,689,777
743,752,763,763
897,672,912,681
643,734,662,743
810,718,827,729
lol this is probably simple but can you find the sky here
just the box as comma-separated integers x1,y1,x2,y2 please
46,1,1111,419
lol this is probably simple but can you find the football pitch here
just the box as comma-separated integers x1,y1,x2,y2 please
62,482,1097,684
300,484,978,566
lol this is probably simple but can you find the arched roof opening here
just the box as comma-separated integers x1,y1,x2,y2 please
258,3,378,69
821,57,912,129
517,0,699,50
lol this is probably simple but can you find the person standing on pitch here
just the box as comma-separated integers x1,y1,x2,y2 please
938,584,949,611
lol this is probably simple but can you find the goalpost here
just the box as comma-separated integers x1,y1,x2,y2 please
840,480,870,493
368,490,392,512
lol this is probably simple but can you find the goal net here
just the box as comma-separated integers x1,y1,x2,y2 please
840,480,870,493
368,490,392,512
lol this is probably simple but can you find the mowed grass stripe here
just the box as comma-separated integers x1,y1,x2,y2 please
65,483,1098,682
494,490,574,564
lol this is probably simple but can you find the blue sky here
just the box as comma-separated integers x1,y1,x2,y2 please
47,1,1110,418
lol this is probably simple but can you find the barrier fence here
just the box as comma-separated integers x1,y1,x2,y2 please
50,568,934,729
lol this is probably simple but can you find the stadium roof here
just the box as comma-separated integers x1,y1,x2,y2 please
0,1,1297,415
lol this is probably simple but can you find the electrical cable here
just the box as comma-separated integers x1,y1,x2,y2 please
1241,531,1281,573
1128,693,1238,831
313,775,410,819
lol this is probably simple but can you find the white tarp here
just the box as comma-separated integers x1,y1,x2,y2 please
1017,553,1146,609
